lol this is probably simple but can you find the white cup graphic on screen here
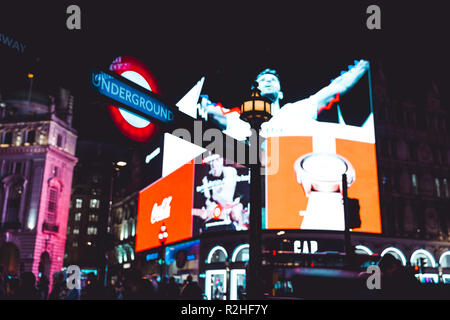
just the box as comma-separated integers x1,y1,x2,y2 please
294,152,355,231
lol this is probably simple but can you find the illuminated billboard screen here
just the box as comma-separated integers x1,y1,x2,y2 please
135,161,195,252
264,60,382,233
137,153,250,252
192,154,250,235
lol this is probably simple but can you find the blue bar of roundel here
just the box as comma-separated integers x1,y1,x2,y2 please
91,70,174,124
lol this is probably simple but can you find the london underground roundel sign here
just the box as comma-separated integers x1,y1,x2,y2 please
108,56,161,142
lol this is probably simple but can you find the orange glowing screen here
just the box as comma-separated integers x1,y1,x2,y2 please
135,161,195,252
266,136,382,234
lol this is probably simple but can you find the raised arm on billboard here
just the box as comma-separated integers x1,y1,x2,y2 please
313,60,370,113
256,60,369,123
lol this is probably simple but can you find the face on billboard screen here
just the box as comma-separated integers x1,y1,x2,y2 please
263,60,382,233
135,161,195,252
192,154,250,235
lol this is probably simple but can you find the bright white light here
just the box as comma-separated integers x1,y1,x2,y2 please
176,77,204,119
206,246,228,264
381,247,407,266
302,154,347,180
231,244,249,262
158,234,163,240
163,232,168,238
230,269,246,300
162,133,205,177
415,273,438,284
145,147,161,163
276,231,285,236
355,245,373,255
410,249,437,268
116,161,127,167
439,251,450,268
205,270,227,300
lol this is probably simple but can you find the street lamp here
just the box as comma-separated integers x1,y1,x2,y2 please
239,82,272,300
116,161,127,167
101,160,127,287
27,72,35,107
158,223,168,280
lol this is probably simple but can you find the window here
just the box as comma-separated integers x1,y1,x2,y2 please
14,162,22,174
87,226,97,235
411,174,419,195
73,228,79,235
73,242,78,247
52,166,59,177
88,214,98,222
25,130,35,144
14,132,22,146
3,131,12,145
47,187,58,224
131,220,136,237
57,134,63,148
5,183,23,223
75,199,83,209
38,131,46,145
90,199,100,209
74,212,81,221
444,179,449,199
435,178,441,198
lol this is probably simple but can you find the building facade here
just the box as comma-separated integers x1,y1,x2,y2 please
0,88,77,283
65,141,134,280
105,63,450,297
107,191,138,280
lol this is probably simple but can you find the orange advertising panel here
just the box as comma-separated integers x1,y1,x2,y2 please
135,161,195,252
266,136,382,233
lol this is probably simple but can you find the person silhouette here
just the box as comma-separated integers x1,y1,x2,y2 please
15,272,40,300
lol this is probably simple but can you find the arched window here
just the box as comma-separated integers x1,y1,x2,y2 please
45,178,63,227
5,183,23,224
231,244,249,262
381,247,407,266
206,246,228,264
410,249,437,268
2,175,26,227
355,245,373,255
439,251,450,268
46,187,59,225
0,242,20,275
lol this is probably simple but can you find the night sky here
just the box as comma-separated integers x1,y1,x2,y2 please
1,1,448,147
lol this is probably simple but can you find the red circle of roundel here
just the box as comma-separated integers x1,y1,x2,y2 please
107,56,161,142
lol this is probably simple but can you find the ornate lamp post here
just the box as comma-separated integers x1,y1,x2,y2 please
158,223,168,280
101,160,127,287
239,82,272,299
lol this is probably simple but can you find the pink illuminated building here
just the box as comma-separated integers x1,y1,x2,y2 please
0,88,77,286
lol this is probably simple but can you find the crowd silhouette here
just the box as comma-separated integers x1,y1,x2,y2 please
1,254,449,299
0,268,205,300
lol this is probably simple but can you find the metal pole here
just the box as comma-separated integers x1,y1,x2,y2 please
101,165,115,288
161,242,166,280
247,121,263,300
27,77,34,107
342,173,352,257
